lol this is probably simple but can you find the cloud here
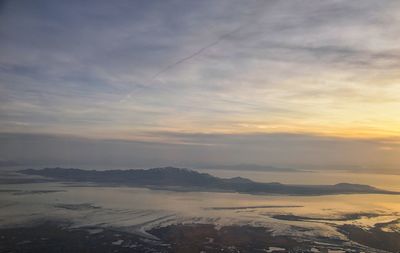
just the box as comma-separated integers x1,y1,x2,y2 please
1,0,400,144
0,132,398,171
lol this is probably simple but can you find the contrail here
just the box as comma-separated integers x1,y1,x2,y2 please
152,25,245,79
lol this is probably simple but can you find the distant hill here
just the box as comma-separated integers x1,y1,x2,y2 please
19,167,399,196
200,164,301,172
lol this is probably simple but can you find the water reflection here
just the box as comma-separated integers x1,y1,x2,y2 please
0,169,399,248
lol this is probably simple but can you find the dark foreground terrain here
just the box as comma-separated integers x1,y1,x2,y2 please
0,221,366,253
338,219,400,253
0,221,163,253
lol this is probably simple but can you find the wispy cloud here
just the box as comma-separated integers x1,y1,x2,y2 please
1,0,400,145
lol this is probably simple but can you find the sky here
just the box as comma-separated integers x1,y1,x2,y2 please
0,0,399,170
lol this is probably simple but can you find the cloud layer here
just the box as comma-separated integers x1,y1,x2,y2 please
0,132,399,171
1,1,400,168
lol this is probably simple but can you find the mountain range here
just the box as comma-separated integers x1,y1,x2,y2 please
19,167,399,196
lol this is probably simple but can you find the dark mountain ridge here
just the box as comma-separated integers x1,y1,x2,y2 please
19,167,399,196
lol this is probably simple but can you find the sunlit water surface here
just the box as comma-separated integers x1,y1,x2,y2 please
0,167,399,248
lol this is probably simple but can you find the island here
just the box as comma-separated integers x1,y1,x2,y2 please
19,167,399,196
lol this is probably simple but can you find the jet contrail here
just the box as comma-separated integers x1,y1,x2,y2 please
152,25,245,79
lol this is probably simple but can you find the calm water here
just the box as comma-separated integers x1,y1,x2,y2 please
0,167,399,248
201,168,400,191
